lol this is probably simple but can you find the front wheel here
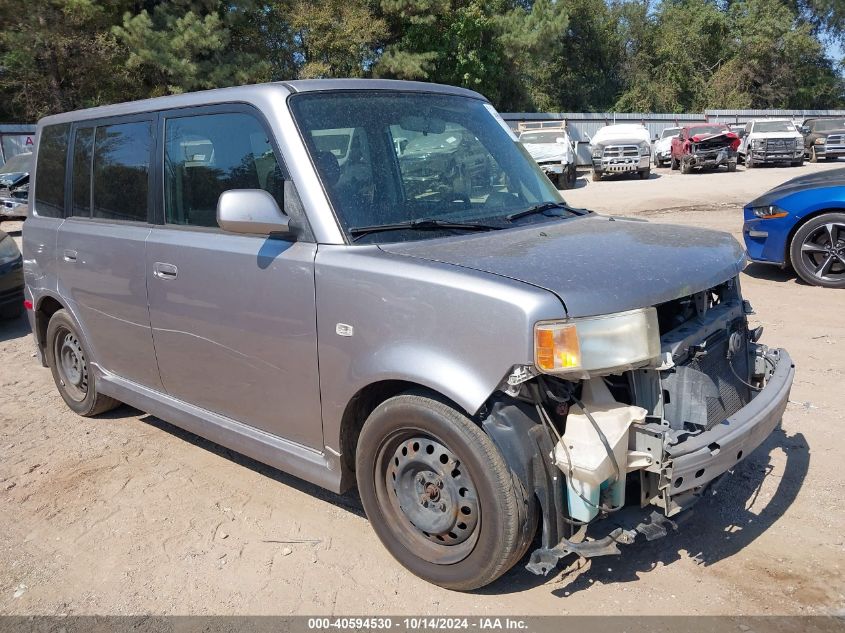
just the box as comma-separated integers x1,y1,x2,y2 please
809,146,819,163
356,393,534,590
745,154,755,169
591,169,602,182
789,212,845,288
638,167,650,179
727,160,737,172
670,155,679,170
45,309,120,416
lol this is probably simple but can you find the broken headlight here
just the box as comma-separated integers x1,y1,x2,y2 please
534,308,661,379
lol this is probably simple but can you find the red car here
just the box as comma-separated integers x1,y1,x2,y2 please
670,124,740,174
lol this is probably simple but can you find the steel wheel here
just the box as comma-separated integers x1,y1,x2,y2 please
797,221,845,284
54,326,89,403
376,431,481,564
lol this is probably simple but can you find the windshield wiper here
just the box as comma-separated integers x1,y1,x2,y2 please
505,202,583,222
349,219,502,241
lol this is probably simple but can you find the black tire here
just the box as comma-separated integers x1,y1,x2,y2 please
355,392,533,590
680,158,692,174
45,309,120,416
638,167,650,179
809,146,819,163
670,155,679,170
591,169,602,182
789,212,845,289
561,166,576,190
792,158,804,167
745,153,755,169
727,160,737,172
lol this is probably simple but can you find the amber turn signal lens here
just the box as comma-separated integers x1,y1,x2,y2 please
535,323,581,372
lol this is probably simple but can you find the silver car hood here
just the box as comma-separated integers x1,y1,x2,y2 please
379,214,747,317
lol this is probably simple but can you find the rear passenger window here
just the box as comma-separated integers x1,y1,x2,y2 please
71,127,94,217
34,123,70,217
92,121,152,222
164,112,285,227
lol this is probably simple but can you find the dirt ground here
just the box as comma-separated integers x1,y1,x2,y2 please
1,161,843,616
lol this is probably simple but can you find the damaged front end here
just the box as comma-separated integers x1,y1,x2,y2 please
483,278,794,576
683,133,738,170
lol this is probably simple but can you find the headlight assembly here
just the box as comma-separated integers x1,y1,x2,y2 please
639,142,651,156
814,138,826,145
592,147,603,158
534,308,661,379
0,235,21,265
752,205,789,219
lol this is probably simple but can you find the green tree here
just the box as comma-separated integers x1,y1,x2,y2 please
0,0,132,121
113,0,271,97
289,0,388,78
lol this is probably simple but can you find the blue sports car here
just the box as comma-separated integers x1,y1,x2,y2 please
743,168,845,288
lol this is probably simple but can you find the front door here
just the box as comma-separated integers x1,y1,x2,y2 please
57,118,162,390
145,107,323,449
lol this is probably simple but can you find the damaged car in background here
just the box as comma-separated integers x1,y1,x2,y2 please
519,125,578,189
25,80,794,591
653,126,680,168
0,152,31,222
589,123,652,181
670,124,739,173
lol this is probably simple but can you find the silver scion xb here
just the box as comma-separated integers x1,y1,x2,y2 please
23,80,794,590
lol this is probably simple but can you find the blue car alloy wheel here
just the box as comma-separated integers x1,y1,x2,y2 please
789,213,845,288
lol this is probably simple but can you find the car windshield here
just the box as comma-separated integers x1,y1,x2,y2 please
660,128,680,138
812,119,845,132
754,121,796,133
290,91,565,243
520,131,564,144
688,125,727,137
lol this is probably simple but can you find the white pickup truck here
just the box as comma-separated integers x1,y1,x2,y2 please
518,126,577,189
589,124,652,181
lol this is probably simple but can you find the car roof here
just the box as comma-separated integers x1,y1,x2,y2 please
37,80,488,127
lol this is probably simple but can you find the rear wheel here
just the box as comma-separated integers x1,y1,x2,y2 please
789,213,845,288
45,309,120,416
356,393,533,590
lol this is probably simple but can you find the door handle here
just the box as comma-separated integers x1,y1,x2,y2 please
63,249,77,263
153,262,178,280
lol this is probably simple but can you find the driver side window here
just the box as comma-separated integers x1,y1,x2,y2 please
164,111,286,228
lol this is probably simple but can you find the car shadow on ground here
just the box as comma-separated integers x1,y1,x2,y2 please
129,399,807,597
743,263,800,285
135,412,367,518
0,310,30,343
476,425,809,596
595,172,662,183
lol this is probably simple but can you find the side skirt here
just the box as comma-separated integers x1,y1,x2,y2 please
94,365,344,494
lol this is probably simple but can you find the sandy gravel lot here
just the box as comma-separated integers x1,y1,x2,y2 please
1,161,843,615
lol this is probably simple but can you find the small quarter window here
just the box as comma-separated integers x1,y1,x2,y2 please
34,123,70,218
92,121,152,222
164,112,285,228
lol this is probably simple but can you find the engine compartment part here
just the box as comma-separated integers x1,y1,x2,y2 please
552,378,648,522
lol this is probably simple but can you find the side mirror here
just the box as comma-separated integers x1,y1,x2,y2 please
217,189,291,236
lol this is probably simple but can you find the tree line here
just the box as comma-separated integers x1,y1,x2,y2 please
0,0,842,122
